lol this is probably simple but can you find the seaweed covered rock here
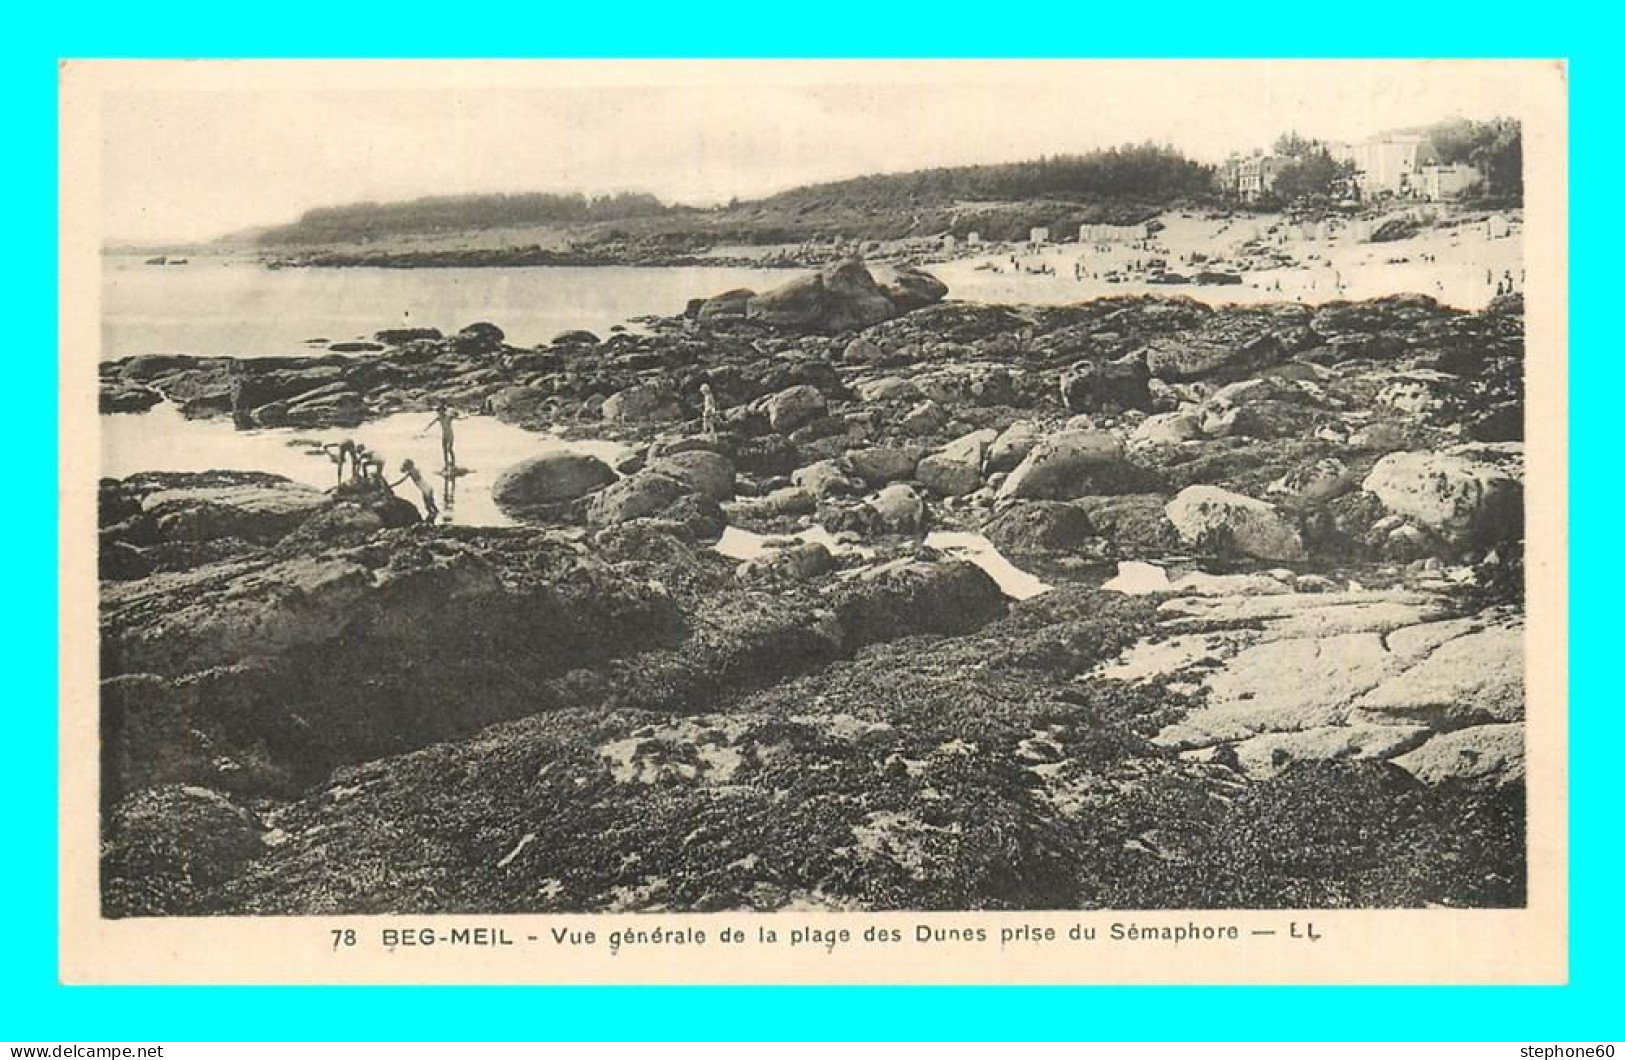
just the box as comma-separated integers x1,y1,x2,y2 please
982,501,1095,559
131,473,334,546
1144,331,1285,382
101,383,163,414
102,784,265,917
831,559,1005,646
1060,356,1152,413
586,471,694,526
454,321,506,354
648,450,736,501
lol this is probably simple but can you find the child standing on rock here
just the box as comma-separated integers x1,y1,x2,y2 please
699,382,720,439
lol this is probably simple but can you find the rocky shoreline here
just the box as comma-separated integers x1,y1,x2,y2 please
98,260,1528,916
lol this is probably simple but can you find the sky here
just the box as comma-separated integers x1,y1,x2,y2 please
81,60,1554,244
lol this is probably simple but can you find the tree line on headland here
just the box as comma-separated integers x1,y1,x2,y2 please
241,119,1520,254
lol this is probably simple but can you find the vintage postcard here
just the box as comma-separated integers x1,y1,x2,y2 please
59,58,1568,985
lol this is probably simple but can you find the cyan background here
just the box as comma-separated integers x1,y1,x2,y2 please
9,5,1609,1039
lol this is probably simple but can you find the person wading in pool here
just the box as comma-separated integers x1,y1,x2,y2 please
391,458,439,522
420,403,457,470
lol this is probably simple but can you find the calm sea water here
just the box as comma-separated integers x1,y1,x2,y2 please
101,255,809,360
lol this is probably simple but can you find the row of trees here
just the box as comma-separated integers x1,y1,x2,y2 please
1424,116,1522,200
1268,133,1358,203
259,191,673,245
751,143,1215,213
252,144,1217,248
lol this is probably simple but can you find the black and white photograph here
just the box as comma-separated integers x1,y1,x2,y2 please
68,61,1564,977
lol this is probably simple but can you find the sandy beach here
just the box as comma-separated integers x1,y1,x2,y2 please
935,209,1524,311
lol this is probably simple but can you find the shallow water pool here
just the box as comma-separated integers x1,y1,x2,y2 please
101,403,628,527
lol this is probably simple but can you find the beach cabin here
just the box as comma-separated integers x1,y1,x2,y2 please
966,231,982,246
1029,226,1050,246
941,234,957,252
1078,222,1149,244
1486,214,1511,239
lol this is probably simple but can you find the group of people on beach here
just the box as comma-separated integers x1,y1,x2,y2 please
322,404,457,523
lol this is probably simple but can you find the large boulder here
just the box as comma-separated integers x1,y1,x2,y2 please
763,385,827,433
1130,410,1205,447
1144,332,1285,382
899,399,948,437
987,421,1042,473
272,387,367,428
747,260,899,334
550,329,600,348
228,364,345,415
696,288,755,322
791,459,864,500
586,471,693,526
491,453,618,514
1268,457,1355,506
1361,451,1523,545
139,475,333,545
102,784,267,917
916,452,983,497
488,385,553,425
871,264,950,312
854,376,921,404
648,450,735,501
1060,357,1152,413
868,483,927,534
831,559,1004,647
940,428,997,467
982,501,1095,557
101,383,163,414
846,446,922,486
1165,485,1306,561
995,430,1127,502
1074,494,1181,552
455,321,506,354
602,384,682,423
375,327,443,345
